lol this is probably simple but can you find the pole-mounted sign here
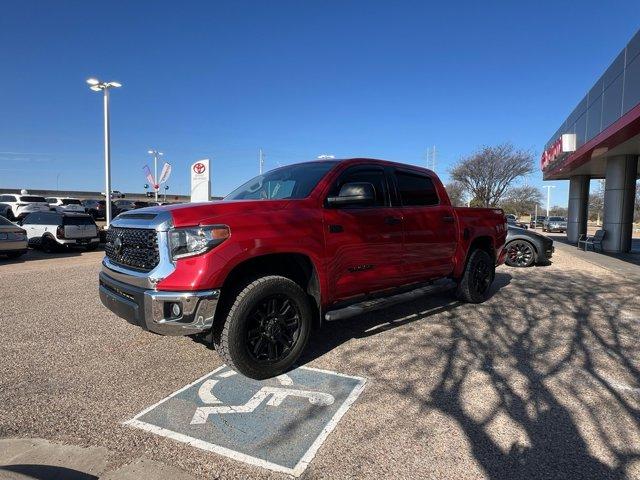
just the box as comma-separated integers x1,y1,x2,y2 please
159,162,172,184
143,165,157,190
191,159,211,202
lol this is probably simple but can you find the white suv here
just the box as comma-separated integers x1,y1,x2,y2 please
46,197,86,214
22,211,100,252
0,194,50,221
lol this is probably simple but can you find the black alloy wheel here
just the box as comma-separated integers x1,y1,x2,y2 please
505,240,536,268
471,257,492,295
246,295,302,363
456,249,495,303
213,275,313,379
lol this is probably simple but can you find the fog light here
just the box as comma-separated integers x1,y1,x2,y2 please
171,302,182,317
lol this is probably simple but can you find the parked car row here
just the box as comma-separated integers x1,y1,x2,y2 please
0,194,178,222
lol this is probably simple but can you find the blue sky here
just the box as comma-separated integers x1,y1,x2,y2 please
0,1,638,205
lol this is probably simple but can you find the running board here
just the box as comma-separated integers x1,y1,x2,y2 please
324,279,457,322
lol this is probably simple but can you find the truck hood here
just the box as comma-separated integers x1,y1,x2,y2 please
152,199,295,228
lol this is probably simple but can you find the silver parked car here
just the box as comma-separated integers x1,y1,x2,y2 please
542,216,567,233
0,215,28,258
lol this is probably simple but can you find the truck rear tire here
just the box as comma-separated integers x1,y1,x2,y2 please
213,275,313,379
456,249,494,303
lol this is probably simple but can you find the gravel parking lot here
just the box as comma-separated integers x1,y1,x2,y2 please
1,247,640,479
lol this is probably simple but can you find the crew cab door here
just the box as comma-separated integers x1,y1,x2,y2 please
323,165,404,303
392,169,457,280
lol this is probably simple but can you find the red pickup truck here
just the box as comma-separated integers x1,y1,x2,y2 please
99,158,506,378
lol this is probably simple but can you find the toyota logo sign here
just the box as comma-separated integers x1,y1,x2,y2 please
193,162,206,174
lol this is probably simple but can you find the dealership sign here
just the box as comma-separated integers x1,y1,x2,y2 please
191,159,211,202
541,133,576,170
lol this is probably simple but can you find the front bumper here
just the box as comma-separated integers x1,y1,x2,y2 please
99,269,220,336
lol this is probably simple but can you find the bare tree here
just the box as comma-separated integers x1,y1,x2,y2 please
589,180,605,224
635,180,640,222
445,181,467,207
499,185,543,217
450,143,535,207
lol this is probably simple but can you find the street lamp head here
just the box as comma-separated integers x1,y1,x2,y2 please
108,81,122,88
86,78,100,86
89,85,102,92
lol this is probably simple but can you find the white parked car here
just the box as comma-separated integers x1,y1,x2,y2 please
45,197,86,213
22,211,100,252
0,194,50,221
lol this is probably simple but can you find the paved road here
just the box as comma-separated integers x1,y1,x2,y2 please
1,246,639,479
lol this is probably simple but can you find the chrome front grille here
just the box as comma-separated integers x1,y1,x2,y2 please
105,227,160,272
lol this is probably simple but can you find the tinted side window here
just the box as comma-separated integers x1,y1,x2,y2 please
38,213,60,225
333,167,388,207
395,171,439,206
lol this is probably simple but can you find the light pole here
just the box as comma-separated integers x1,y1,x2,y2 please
148,149,163,202
544,185,556,217
87,77,122,227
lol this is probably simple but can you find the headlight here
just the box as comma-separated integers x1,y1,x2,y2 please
168,225,230,260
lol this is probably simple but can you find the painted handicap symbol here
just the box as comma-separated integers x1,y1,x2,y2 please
191,370,335,424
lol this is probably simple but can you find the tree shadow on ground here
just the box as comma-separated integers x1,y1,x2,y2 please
305,268,640,479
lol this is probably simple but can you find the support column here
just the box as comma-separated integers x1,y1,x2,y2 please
602,155,638,253
566,175,590,244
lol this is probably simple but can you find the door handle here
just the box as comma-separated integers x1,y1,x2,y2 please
384,216,402,225
442,216,455,223
329,224,344,233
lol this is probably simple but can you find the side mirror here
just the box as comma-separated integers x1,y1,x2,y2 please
327,182,376,207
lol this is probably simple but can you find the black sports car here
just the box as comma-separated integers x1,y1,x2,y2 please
504,225,554,267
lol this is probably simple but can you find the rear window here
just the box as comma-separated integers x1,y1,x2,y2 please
62,199,82,205
395,171,439,206
19,196,46,203
63,215,95,226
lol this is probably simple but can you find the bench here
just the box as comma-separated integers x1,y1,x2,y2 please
578,229,605,252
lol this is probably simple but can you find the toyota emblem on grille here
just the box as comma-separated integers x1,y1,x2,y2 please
113,237,123,255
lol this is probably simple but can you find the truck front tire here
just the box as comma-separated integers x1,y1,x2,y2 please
213,275,313,379
456,249,495,303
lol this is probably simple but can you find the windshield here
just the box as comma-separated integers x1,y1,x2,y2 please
62,199,81,205
225,161,336,201
548,217,566,221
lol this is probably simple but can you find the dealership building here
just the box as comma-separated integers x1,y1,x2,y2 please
542,29,640,253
